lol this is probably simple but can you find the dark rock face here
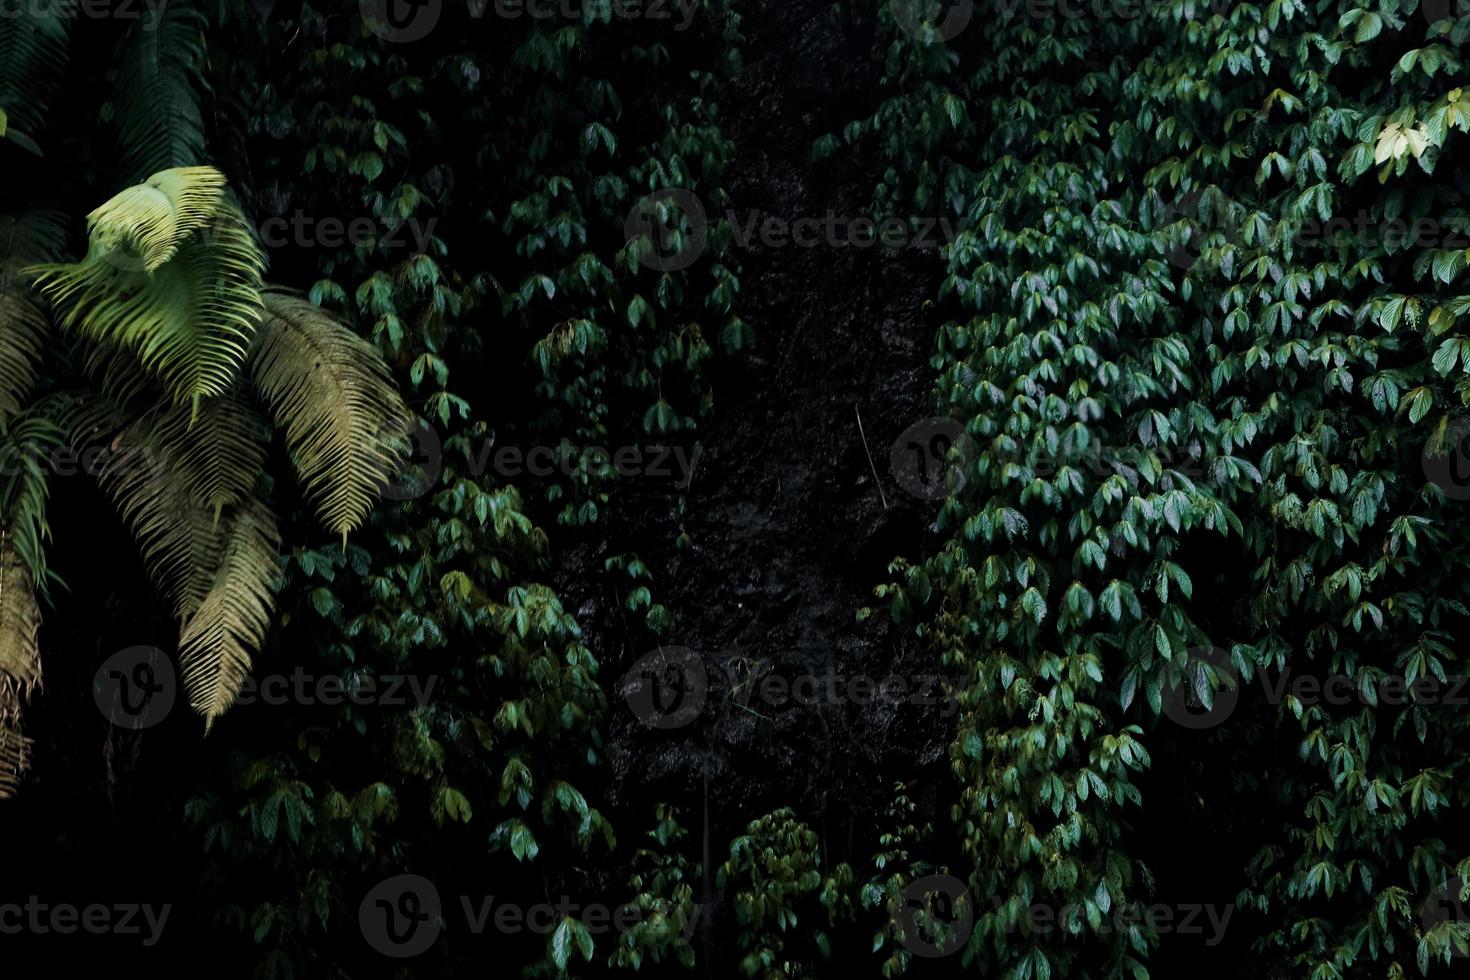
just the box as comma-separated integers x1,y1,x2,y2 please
553,0,955,862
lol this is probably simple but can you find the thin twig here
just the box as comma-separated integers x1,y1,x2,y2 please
855,405,889,510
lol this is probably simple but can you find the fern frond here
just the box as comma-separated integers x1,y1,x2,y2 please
0,287,45,424
179,496,280,728
0,210,66,267
154,390,269,522
0,403,61,587
0,535,41,799
0,536,40,690
108,0,207,181
71,388,278,727
28,169,267,410
73,396,221,621
0,3,69,148
85,166,228,273
250,292,411,541
81,337,158,409
0,717,26,799
1,211,66,427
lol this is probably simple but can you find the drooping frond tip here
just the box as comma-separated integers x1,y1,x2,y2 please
250,292,412,542
179,498,280,728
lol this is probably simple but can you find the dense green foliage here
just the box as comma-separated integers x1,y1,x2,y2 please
840,1,1470,977
165,2,745,975
5,1,1470,978
4,0,756,975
